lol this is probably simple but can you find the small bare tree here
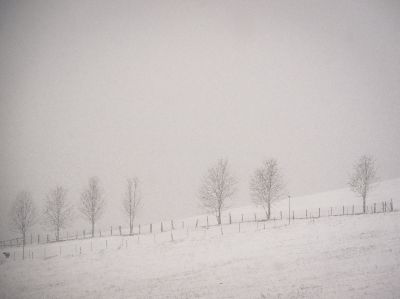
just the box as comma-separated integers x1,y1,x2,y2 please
250,159,284,220
349,155,377,214
43,186,73,241
199,159,237,225
80,177,105,237
10,191,36,259
123,178,141,235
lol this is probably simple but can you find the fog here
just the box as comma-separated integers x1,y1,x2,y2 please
1,0,399,239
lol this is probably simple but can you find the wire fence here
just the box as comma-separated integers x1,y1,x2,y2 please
0,199,395,260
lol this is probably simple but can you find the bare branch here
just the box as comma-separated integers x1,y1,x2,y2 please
199,159,237,224
250,159,284,220
43,186,73,241
9,191,36,259
349,155,377,213
122,177,141,235
79,177,105,237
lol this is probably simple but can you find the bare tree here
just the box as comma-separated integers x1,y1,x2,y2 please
10,191,36,259
80,177,105,237
123,178,141,235
250,159,284,220
43,186,73,241
199,159,237,225
349,155,377,213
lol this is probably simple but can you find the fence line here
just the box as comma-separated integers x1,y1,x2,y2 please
0,199,395,250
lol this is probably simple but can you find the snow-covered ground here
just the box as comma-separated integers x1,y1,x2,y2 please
1,179,399,298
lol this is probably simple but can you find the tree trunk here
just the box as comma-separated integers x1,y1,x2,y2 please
22,231,26,260
217,209,221,225
91,221,95,238
129,217,133,235
56,227,60,242
267,201,271,220
363,195,366,214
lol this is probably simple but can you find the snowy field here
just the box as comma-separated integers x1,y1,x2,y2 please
1,212,399,298
1,179,399,298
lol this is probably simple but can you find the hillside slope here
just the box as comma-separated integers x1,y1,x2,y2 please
1,210,399,298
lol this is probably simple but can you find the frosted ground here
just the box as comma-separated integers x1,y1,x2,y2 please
0,179,399,298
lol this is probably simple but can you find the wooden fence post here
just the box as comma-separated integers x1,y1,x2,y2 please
318,208,320,218
37,234,40,244
119,226,122,235
330,207,333,216
229,213,232,224
206,216,209,229
47,234,49,243
111,226,113,236
161,222,164,232
292,211,294,220
280,211,282,220
390,199,393,211
195,219,198,229
171,220,174,230
30,234,33,244
306,209,308,218
342,206,344,215
150,223,152,233
238,222,241,233
99,230,102,238
352,205,354,215
241,214,244,222
139,224,141,235
374,203,376,214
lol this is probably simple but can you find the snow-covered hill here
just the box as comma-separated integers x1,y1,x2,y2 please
0,179,399,298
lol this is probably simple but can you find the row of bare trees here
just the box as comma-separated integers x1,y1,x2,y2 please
8,154,377,258
8,177,141,259
198,158,284,224
198,155,377,224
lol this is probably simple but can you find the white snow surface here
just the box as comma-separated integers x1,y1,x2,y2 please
0,179,400,298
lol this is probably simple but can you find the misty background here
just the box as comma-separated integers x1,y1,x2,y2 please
1,0,399,240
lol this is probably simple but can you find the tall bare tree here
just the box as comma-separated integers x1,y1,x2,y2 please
10,191,36,259
250,159,284,220
80,177,105,237
349,155,377,213
43,186,73,241
123,178,141,235
199,159,237,225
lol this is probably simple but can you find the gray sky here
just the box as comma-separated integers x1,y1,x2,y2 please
1,0,400,239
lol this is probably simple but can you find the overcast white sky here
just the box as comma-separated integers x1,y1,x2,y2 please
1,0,400,239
